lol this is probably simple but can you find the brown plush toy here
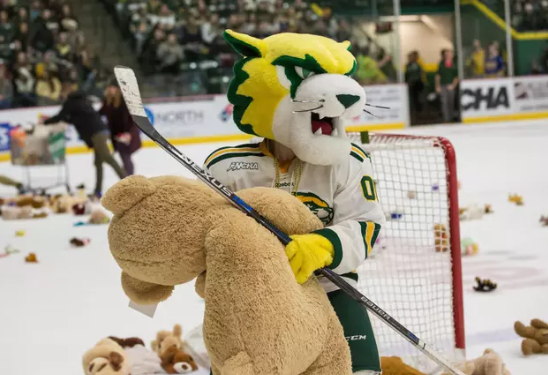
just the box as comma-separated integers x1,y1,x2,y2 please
160,345,198,374
380,356,427,375
151,324,183,356
440,349,510,375
102,175,352,375
82,338,130,375
514,319,548,355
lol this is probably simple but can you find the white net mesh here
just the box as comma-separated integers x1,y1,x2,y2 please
350,132,463,372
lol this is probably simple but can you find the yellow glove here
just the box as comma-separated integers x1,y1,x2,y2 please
285,234,334,284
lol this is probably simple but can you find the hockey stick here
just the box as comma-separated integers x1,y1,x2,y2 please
114,66,466,375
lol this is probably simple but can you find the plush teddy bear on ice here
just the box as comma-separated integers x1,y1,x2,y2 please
514,319,548,355
102,175,352,375
82,338,130,375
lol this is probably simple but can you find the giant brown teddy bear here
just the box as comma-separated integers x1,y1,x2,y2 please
102,175,352,375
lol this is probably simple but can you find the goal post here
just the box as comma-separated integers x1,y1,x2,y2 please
350,132,465,371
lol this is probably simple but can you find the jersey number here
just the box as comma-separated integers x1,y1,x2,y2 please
360,176,377,201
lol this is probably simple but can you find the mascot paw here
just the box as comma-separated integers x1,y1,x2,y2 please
285,234,334,284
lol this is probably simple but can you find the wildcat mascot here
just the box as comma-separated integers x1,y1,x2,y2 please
202,30,386,374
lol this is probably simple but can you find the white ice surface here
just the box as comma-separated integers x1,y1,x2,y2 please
1,120,547,374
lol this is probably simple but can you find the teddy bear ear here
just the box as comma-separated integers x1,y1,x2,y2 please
102,175,157,216
121,271,174,305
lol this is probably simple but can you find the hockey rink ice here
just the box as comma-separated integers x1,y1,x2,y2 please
0,120,547,374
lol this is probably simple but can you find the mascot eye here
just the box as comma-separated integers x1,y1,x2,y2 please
295,66,315,79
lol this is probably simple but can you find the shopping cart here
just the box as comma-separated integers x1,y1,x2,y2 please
9,125,71,193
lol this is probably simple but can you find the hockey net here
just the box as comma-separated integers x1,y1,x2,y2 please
349,132,465,372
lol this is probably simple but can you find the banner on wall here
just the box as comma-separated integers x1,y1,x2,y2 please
460,78,515,120
513,76,548,113
0,83,408,158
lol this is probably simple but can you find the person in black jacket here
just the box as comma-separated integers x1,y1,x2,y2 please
43,84,126,197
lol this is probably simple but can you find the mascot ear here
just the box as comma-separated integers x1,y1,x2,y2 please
224,29,267,57
121,271,174,305
340,40,352,51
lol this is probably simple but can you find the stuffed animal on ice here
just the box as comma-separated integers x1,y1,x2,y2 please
102,175,352,375
440,349,510,375
108,336,165,375
82,338,130,375
151,324,184,356
150,324,197,373
514,319,548,355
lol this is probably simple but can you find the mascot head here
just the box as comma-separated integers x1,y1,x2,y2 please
224,30,364,166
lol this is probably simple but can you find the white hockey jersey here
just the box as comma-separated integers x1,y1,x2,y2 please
204,140,386,292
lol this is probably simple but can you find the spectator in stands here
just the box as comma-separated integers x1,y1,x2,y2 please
99,80,142,176
15,7,29,26
29,1,42,23
201,13,222,47
35,69,61,105
55,32,72,61
355,45,387,85
140,26,164,74
31,8,55,52
157,33,183,73
59,3,78,32
0,10,13,43
35,50,59,78
181,17,206,61
484,43,505,78
12,51,36,107
0,63,13,109
436,49,459,123
405,51,424,122
15,22,29,52
467,39,485,78
43,84,126,197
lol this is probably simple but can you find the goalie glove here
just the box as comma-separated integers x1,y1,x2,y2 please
285,234,334,284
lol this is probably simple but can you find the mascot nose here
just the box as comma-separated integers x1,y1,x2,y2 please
336,94,360,109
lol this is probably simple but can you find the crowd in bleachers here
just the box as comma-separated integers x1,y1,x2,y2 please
110,0,353,75
511,0,548,31
0,0,107,109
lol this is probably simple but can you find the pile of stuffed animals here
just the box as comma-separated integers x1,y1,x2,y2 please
0,190,110,223
83,325,199,375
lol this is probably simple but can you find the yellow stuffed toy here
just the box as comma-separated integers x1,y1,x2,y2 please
102,175,352,375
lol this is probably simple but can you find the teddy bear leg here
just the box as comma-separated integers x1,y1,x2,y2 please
514,321,536,339
531,318,548,330
219,351,254,375
522,338,541,355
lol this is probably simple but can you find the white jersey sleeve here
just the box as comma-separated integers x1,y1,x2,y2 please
314,144,386,275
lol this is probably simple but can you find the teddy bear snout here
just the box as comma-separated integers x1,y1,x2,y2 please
174,361,193,373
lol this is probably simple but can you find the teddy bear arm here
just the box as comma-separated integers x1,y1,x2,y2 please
531,319,548,330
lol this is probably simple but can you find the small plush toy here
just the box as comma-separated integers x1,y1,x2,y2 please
514,319,548,356
151,324,184,356
15,195,47,209
434,224,449,252
70,237,90,247
380,356,426,375
459,204,492,221
461,238,479,256
407,191,417,199
0,245,19,258
82,338,131,375
160,345,198,374
25,253,38,263
109,336,165,375
474,277,497,292
440,349,509,375
73,202,87,215
540,216,548,227
103,175,353,375
89,207,110,225
508,194,523,206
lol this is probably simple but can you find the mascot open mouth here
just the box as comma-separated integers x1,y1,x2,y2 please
311,113,336,136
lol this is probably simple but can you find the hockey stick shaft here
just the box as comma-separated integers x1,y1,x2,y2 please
114,66,465,375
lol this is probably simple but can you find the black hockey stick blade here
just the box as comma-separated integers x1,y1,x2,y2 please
112,65,466,375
